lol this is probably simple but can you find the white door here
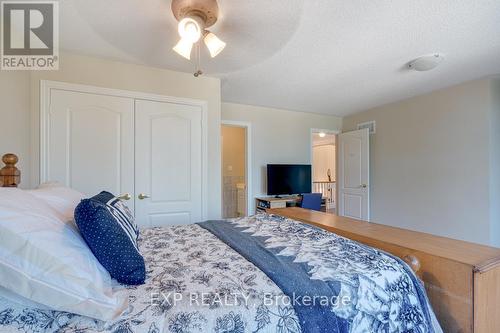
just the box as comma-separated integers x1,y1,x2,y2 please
135,99,204,227
46,90,135,205
338,128,370,220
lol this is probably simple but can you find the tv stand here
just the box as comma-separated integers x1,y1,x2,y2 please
256,196,301,213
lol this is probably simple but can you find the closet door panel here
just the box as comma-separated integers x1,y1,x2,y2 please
47,90,134,205
150,115,191,201
135,99,203,227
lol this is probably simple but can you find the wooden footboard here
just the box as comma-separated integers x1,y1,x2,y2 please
0,153,20,187
268,207,500,333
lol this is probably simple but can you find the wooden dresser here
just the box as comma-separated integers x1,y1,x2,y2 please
268,207,500,333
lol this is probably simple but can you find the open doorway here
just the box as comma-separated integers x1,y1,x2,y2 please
311,129,337,214
221,121,252,218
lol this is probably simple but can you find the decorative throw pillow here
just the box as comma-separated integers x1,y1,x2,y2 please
75,191,145,285
91,191,140,242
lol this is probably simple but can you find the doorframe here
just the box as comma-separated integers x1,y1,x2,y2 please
310,128,341,213
40,80,209,220
310,128,340,163
221,120,252,216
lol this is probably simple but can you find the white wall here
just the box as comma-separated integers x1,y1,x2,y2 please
222,102,342,212
0,52,222,219
313,145,336,182
343,78,498,246
490,79,500,246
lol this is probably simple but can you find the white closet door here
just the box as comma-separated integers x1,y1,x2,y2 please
46,90,135,206
134,99,203,227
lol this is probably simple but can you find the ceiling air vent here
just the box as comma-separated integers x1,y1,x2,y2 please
357,121,376,134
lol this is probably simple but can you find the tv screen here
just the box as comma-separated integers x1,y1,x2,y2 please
267,164,312,196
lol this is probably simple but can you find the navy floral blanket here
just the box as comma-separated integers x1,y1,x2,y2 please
199,214,442,333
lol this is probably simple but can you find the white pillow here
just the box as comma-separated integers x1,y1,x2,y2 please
0,286,51,310
0,188,128,321
27,182,86,223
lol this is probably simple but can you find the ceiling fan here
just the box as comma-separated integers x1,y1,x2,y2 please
171,0,226,69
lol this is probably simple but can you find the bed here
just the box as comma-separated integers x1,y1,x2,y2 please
0,153,490,332
0,215,443,333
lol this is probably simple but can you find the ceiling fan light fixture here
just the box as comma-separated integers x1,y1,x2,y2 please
204,31,226,58
178,16,204,43
173,38,194,60
170,0,225,70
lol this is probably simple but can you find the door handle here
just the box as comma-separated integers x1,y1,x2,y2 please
117,193,131,201
138,193,150,200
360,184,368,189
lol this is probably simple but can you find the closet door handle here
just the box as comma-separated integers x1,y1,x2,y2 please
118,193,131,201
138,193,150,200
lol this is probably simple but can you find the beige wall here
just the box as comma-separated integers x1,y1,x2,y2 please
221,126,246,178
0,72,31,188
221,125,246,218
343,78,498,246
222,102,342,212
1,52,222,219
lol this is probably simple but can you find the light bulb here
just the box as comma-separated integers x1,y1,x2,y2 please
173,38,193,60
319,132,326,138
204,32,226,57
178,16,203,43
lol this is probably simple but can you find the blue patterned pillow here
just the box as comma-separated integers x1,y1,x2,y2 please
75,191,145,285
91,191,140,245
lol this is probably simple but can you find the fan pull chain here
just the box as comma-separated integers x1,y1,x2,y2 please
194,42,203,77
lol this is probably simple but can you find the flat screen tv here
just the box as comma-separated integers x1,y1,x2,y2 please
267,164,312,196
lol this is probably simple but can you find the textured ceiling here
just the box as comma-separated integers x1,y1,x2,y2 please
60,0,500,116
